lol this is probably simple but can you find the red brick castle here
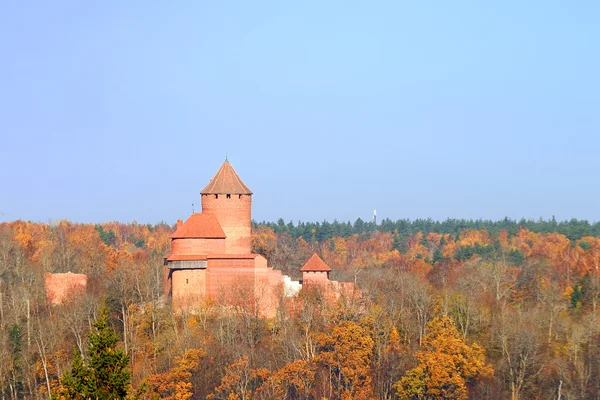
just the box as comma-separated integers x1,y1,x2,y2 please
166,160,353,317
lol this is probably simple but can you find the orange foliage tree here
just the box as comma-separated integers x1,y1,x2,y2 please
206,356,270,400
144,348,205,400
394,316,493,400
315,320,374,400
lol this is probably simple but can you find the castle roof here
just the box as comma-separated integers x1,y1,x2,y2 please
170,213,226,239
300,253,332,272
201,160,253,195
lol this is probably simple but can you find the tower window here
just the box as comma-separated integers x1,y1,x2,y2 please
226,194,231,199
239,195,242,199
186,279,189,284
215,194,218,199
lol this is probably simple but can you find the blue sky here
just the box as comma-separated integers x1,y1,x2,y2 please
0,1,598,224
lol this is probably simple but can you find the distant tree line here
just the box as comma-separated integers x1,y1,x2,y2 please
254,216,600,242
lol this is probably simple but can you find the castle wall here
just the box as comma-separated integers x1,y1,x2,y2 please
331,281,356,297
171,269,206,311
171,238,225,255
202,255,282,317
45,272,87,305
206,257,256,308
201,194,252,254
254,255,283,318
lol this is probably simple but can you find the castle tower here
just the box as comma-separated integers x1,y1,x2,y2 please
201,160,253,254
301,253,332,286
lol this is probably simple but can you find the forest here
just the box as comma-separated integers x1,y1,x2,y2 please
0,217,599,399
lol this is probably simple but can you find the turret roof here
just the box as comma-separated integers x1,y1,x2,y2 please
170,213,226,239
201,160,253,195
300,253,332,272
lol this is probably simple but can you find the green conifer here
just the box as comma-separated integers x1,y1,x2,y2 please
57,307,130,400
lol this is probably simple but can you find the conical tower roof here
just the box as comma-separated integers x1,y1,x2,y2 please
201,160,253,195
301,253,332,272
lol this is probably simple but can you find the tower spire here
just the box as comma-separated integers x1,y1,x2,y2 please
201,160,252,195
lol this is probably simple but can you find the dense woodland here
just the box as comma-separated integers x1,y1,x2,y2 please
0,217,599,399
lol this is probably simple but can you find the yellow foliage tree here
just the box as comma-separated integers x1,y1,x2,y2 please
268,359,316,399
394,316,493,400
144,348,205,400
316,320,374,400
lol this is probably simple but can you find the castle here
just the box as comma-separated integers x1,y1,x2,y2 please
165,160,353,317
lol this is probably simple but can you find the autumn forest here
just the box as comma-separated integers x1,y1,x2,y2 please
1,217,599,399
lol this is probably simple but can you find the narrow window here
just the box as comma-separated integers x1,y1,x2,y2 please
215,194,218,199
226,194,231,199
186,279,189,284
239,194,242,199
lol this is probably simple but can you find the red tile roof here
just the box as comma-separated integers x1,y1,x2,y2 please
167,254,208,261
170,213,226,239
201,160,253,195
300,253,332,272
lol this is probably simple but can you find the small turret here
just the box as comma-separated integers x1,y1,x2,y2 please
301,253,332,285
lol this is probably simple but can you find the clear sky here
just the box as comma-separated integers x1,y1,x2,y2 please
0,1,598,225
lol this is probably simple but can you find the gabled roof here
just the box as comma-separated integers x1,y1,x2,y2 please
201,160,253,195
170,213,226,239
301,253,332,272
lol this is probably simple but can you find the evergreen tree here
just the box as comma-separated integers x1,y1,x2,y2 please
391,233,402,252
392,233,408,254
57,307,131,400
353,218,365,234
317,221,332,241
276,218,286,233
420,233,429,247
433,247,444,264
329,238,335,251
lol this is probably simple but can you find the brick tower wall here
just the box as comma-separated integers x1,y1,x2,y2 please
201,194,252,254
171,269,206,311
171,238,226,255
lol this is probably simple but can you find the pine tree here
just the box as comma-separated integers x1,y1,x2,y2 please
392,233,407,254
57,307,131,400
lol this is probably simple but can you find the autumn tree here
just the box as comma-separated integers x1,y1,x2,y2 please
495,309,543,400
207,356,270,400
315,320,374,400
269,359,316,400
394,316,493,400
144,348,205,400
